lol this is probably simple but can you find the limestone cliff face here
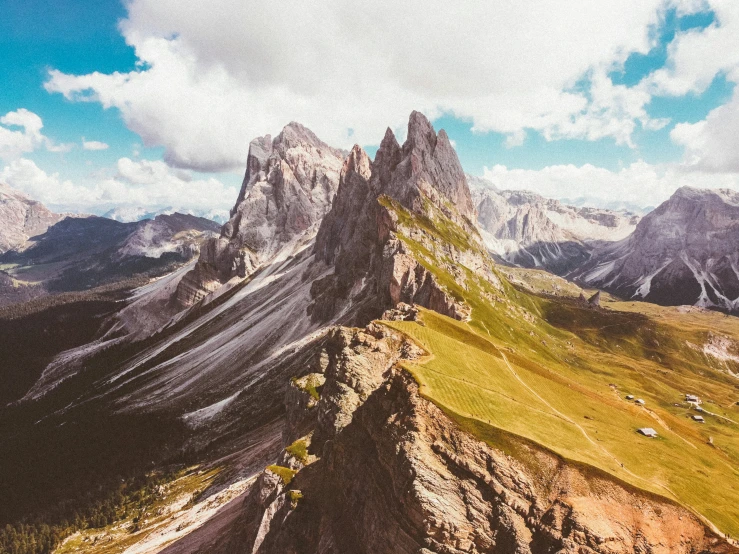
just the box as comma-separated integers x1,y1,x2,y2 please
310,111,488,324
472,186,639,275
213,318,737,554
378,111,476,224
176,123,344,306
573,186,739,312
0,182,64,253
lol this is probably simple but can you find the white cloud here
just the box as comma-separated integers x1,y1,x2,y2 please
482,160,739,209
536,70,667,147
0,109,46,160
0,157,237,219
82,139,109,151
44,0,679,172
642,1,739,172
648,0,739,96
671,89,739,172
0,109,73,160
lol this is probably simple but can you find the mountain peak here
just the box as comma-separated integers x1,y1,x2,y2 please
0,182,63,254
369,112,475,221
344,144,372,180
178,122,345,305
405,110,437,152
669,185,739,207
275,121,342,155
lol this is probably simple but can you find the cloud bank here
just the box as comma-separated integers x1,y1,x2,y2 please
0,157,236,220
22,0,739,212
44,0,693,173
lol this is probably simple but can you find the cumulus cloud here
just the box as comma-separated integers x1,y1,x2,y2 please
1,109,46,160
648,0,739,96
0,157,237,219
481,160,739,209
82,139,109,151
670,90,739,172
643,1,739,172
44,0,683,172
0,109,73,160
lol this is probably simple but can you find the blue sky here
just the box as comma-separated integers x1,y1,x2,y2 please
2,0,739,217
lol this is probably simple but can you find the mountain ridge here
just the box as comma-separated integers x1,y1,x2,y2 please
2,115,739,554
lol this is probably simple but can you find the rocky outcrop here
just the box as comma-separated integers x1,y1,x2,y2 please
216,320,736,554
0,182,64,253
310,111,486,324
379,111,476,224
472,185,639,275
573,186,739,312
176,123,345,306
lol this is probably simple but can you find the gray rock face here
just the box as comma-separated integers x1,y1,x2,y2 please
573,186,739,311
176,123,345,306
378,111,476,223
311,111,485,324
472,185,639,275
0,182,64,253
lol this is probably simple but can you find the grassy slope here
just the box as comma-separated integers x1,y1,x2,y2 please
381,201,739,537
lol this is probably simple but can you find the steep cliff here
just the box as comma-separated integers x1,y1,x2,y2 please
214,316,735,554
310,111,488,324
176,122,345,305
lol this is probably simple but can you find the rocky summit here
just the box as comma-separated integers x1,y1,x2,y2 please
0,182,64,254
175,122,345,306
311,111,487,324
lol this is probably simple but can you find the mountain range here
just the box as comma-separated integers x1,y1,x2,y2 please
472,183,640,274
0,186,220,308
1,112,738,554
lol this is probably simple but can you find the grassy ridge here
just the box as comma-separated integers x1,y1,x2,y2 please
382,201,739,536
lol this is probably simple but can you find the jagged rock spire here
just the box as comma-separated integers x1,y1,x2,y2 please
370,111,476,221
311,111,486,323
176,122,345,306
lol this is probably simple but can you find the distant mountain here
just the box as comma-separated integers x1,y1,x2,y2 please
572,186,739,312
0,195,220,303
559,196,653,215
0,182,65,253
104,206,230,224
103,206,161,223
471,183,640,274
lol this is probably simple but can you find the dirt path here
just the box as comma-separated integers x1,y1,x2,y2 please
495,349,657,487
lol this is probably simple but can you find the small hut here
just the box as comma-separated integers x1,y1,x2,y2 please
637,427,658,438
